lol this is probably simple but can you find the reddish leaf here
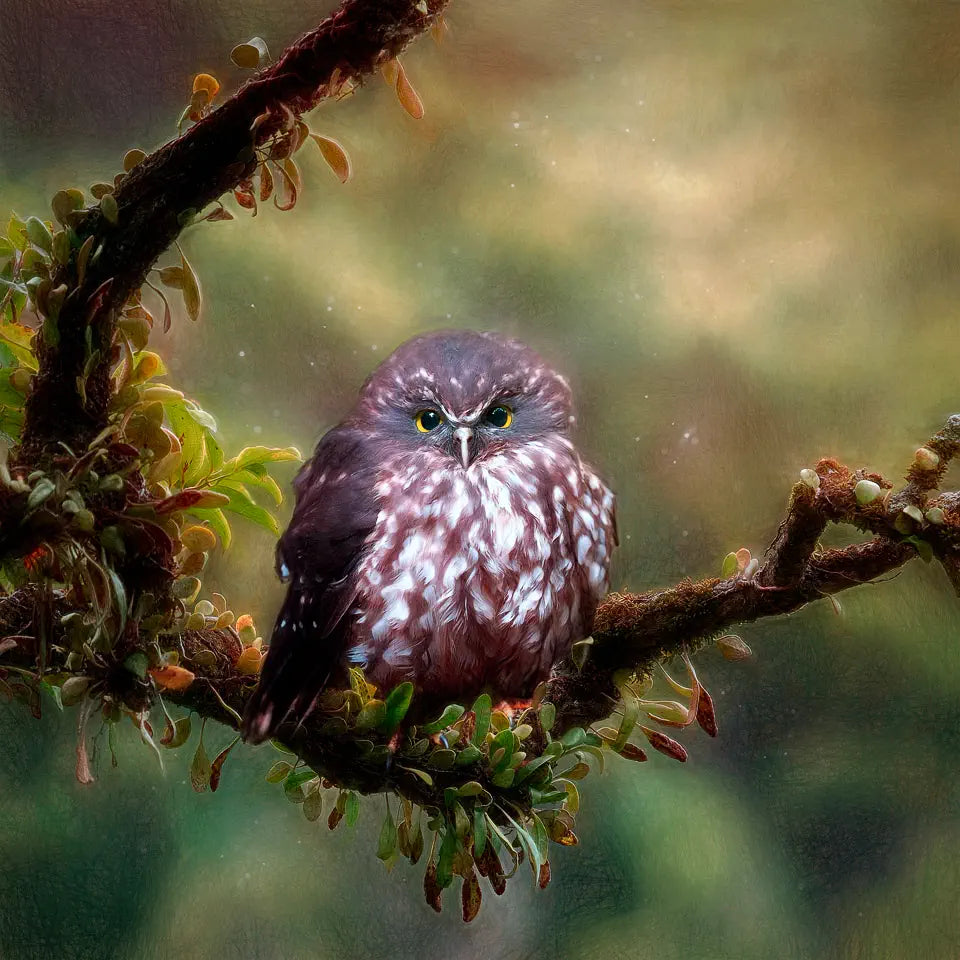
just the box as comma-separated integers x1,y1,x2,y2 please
696,685,719,737
209,736,240,792
258,163,274,202
148,664,195,692
461,869,482,922
618,742,648,762
538,861,551,889
640,725,687,762
424,857,443,913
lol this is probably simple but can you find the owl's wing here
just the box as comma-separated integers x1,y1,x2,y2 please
241,425,380,744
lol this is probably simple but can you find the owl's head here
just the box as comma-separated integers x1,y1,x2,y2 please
353,330,574,467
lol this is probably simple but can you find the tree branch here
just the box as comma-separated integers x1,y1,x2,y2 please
19,0,450,460
3,418,957,807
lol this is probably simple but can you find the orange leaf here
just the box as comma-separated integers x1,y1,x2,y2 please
381,59,399,86
192,73,220,103
311,135,352,183
395,62,424,119
235,646,263,675
149,665,196,691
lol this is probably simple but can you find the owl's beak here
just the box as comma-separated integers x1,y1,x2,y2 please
453,426,474,468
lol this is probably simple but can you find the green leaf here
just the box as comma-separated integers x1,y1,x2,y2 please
265,760,293,783
211,480,280,536
539,702,556,732
165,400,208,485
455,744,482,766
26,477,55,510
721,551,739,578
0,324,37,370
190,732,211,792
512,753,556,786
186,507,232,551
491,768,515,788
180,250,201,321
345,790,361,826
557,778,581,814
232,445,302,470
160,715,192,749
354,698,386,731
123,651,148,679
284,768,314,803
107,565,128,637
40,681,63,711
377,810,398,861
420,703,465,735
429,748,457,769
473,806,487,858
398,765,434,786
303,785,324,822
490,728,514,771
100,193,118,225
560,726,587,751
471,693,492,745
285,768,317,790
436,828,457,890
613,688,640,751
381,681,414,733
504,811,542,878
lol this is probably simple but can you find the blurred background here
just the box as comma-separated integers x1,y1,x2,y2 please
2,1,960,957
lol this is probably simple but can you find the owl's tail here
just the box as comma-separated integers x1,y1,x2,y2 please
240,586,336,745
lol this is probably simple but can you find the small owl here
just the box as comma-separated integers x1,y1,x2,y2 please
242,330,616,743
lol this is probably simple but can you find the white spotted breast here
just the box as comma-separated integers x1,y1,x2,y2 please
345,436,615,700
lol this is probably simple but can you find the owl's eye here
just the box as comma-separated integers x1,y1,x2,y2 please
485,404,513,429
415,409,444,433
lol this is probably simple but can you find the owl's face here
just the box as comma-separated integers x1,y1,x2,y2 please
353,330,573,468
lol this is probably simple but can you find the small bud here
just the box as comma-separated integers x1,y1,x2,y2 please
854,479,882,505
799,468,820,491
913,447,940,471
925,506,946,525
742,557,760,580
60,676,90,706
72,508,95,531
902,504,924,525
894,512,914,535
717,634,752,661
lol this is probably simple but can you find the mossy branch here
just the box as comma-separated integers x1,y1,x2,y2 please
3,417,958,805
19,0,450,460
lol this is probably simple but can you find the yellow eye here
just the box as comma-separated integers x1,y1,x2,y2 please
415,409,444,433
486,404,513,428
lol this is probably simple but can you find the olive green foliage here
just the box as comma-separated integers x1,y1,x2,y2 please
249,660,716,918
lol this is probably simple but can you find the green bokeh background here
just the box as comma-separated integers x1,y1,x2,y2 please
2,2,960,957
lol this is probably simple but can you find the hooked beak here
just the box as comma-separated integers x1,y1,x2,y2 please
453,426,474,468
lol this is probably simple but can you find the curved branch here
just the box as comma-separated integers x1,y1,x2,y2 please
20,0,450,459
3,419,958,809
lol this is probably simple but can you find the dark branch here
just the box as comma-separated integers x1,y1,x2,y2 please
19,0,450,460
4,419,959,807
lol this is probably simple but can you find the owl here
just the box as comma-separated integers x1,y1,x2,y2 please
242,330,616,744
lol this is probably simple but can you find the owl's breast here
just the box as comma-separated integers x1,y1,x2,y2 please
346,439,615,699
